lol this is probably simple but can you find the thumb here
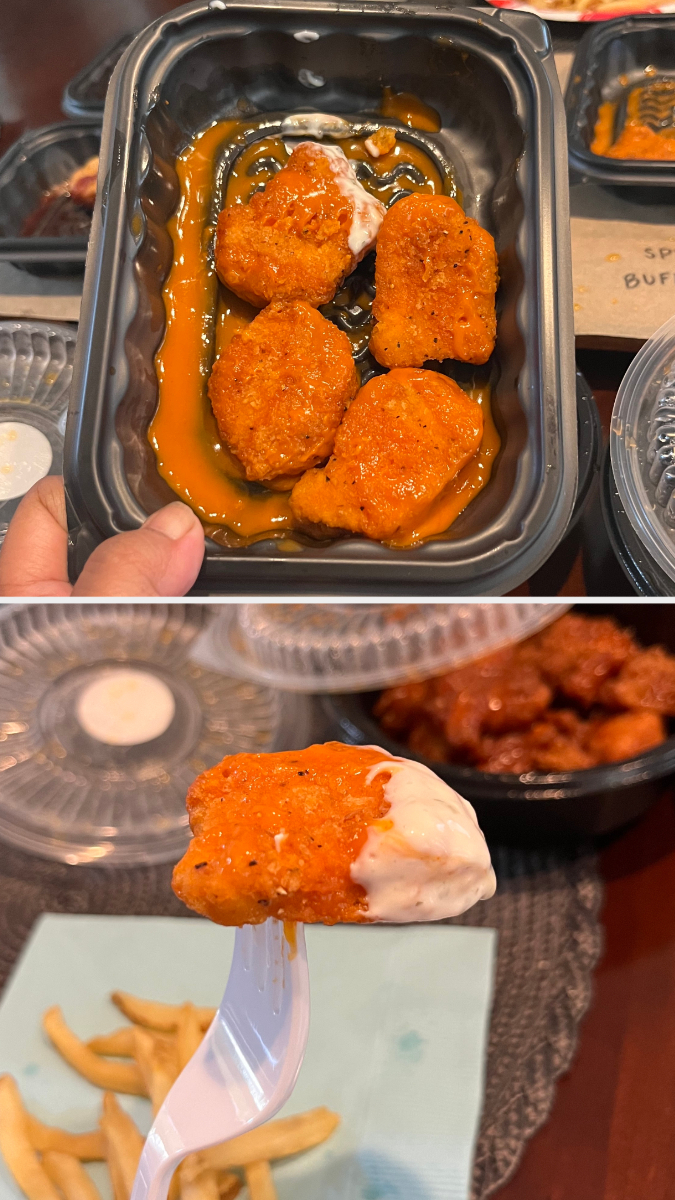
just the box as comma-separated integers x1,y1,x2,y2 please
72,503,205,596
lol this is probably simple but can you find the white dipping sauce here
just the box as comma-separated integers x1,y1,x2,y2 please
295,141,386,257
76,669,176,746
0,422,52,500
351,750,497,923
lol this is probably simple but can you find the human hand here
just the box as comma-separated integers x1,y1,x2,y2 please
0,476,205,597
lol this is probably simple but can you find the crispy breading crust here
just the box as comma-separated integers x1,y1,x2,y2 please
209,301,359,481
216,144,375,308
171,743,395,926
370,194,498,368
289,367,483,541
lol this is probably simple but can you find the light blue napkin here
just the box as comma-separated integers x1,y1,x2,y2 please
0,914,496,1200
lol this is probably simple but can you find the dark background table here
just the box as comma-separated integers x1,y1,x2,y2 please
1,7,674,1197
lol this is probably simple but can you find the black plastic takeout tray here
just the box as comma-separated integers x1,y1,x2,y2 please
0,122,101,272
62,33,137,118
566,15,675,187
65,0,576,596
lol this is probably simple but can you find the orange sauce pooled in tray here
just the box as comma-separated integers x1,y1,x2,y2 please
151,122,293,543
380,86,442,133
389,384,499,548
151,102,499,549
592,82,675,160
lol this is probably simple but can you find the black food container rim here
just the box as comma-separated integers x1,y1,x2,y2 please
601,445,675,597
0,120,101,266
65,0,577,596
571,370,602,536
322,690,675,804
61,33,138,118
566,14,675,186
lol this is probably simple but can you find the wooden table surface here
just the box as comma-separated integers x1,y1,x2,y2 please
499,788,675,1200
1,11,672,1197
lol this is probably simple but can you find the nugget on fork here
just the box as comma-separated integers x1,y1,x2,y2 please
369,193,498,368
172,742,496,925
209,301,359,482
216,142,386,308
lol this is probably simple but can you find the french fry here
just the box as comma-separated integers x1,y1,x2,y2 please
42,1151,102,1200
244,1162,276,1200
42,1008,146,1096
178,1166,221,1200
86,1029,136,1058
112,993,215,1033
87,1028,174,1059
0,1075,62,1200
178,1158,241,1200
175,1004,203,1073
217,1174,242,1200
186,1108,340,1173
131,1027,178,1114
25,1115,105,1161
99,1093,144,1200
178,1168,218,1200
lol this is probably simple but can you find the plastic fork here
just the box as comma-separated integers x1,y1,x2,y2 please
130,920,310,1200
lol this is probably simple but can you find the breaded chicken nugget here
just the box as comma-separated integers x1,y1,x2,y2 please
370,194,498,368
171,742,496,926
585,710,666,764
599,645,675,715
289,368,483,541
208,301,359,482
529,613,635,708
216,142,386,308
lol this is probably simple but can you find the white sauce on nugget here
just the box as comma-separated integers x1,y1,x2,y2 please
295,141,386,256
351,750,497,922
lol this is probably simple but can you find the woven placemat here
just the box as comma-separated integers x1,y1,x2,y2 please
452,846,603,1198
0,840,602,1199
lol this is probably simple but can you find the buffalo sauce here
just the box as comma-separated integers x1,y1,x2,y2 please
389,385,500,548
592,84,675,160
151,121,293,542
151,110,498,546
380,86,441,133
283,920,298,959
225,137,290,206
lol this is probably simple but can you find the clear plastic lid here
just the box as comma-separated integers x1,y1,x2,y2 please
611,313,675,584
202,603,570,693
0,321,77,542
0,604,308,866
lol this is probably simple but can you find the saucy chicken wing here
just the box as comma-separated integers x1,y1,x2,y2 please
600,645,675,716
369,194,498,369
527,613,635,707
373,613,671,776
208,300,359,482
171,742,496,926
476,711,595,775
289,367,483,541
585,710,666,764
375,647,551,758
216,142,386,308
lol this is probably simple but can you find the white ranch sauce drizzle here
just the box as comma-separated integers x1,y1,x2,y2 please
294,141,386,257
350,749,497,923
